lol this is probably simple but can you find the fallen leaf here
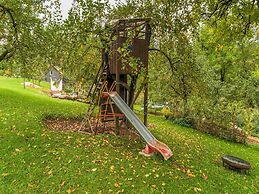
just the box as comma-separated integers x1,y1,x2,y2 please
66,188,72,194
193,187,202,192
151,184,157,189
60,181,65,187
187,173,195,178
202,173,208,180
47,170,53,175
2,173,10,177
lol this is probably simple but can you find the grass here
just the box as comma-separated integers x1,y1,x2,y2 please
0,76,258,193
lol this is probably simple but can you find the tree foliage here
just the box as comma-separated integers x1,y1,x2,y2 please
0,0,258,135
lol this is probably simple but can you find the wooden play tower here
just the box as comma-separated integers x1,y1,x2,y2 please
83,18,172,160
86,18,151,132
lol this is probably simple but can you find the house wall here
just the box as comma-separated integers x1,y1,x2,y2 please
45,68,61,82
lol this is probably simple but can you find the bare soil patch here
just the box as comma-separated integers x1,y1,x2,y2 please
43,117,84,132
43,116,140,140
247,136,259,144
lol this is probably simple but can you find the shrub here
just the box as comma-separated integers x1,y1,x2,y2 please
169,116,194,128
193,118,247,143
161,106,172,119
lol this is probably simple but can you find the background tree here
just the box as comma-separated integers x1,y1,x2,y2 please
0,0,258,136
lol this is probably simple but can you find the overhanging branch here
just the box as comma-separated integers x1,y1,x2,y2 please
0,4,17,35
0,49,13,61
148,48,181,74
0,4,18,61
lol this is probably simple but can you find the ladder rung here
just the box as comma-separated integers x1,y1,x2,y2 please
101,102,114,106
98,114,125,117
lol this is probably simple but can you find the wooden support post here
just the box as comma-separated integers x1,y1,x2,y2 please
23,77,26,89
115,38,120,134
144,68,148,127
144,21,150,127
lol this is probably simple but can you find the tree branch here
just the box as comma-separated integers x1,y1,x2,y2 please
0,4,17,35
209,0,234,18
148,48,181,73
0,4,18,62
0,49,13,61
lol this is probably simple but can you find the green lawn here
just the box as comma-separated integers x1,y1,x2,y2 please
0,76,258,193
